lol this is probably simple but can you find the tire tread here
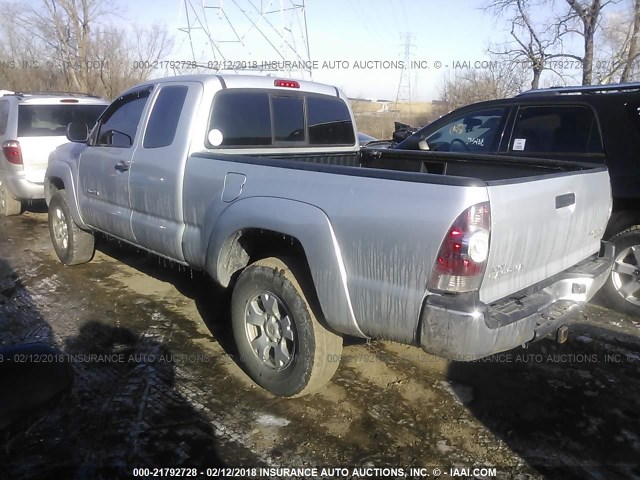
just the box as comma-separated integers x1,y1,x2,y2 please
49,189,95,265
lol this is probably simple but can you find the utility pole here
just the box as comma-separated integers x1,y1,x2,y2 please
396,32,415,111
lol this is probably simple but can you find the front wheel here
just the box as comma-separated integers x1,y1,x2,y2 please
599,226,640,316
0,178,22,216
231,257,343,397
48,189,95,265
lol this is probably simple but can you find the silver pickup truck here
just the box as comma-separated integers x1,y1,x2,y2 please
45,74,614,397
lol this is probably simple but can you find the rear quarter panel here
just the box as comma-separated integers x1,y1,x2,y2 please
182,155,488,342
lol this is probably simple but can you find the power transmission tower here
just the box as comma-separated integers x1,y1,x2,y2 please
395,32,415,109
176,0,313,79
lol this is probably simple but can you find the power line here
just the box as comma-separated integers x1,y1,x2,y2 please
176,0,312,79
396,31,415,107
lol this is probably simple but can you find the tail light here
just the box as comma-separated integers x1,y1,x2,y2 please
2,140,22,165
429,202,491,293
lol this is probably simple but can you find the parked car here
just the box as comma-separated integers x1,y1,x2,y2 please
357,131,377,146
393,83,640,316
46,74,613,397
0,91,108,216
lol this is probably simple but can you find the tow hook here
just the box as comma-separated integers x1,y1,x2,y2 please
556,325,569,344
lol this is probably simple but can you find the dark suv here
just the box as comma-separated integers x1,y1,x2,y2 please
394,83,640,316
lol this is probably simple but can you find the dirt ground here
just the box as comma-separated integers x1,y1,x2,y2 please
0,209,639,480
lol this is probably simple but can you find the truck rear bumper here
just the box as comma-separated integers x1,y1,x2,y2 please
419,241,614,361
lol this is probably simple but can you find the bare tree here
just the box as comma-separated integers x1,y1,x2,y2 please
0,0,173,97
486,0,581,88
620,0,640,81
437,62,529,112
560,0,618,84
592,6,635,82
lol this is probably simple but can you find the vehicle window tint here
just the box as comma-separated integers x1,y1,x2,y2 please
625,103,640,137
511,105,603,154
209,91,271,147
307,96,355,145
17,104,105,137
273,96,305,142
144,86,188,149
0,101,9,135
421,108,505,152
96,92,150,148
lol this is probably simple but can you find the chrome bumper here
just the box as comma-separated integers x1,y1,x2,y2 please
419,241,615,361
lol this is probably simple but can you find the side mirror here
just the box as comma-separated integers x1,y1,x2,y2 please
66,122,89,143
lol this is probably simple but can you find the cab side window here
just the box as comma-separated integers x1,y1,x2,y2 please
510,105,603,154
96,90,150,148
144,86,189,149
424,108,505,152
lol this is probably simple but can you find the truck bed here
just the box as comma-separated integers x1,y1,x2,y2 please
243,148,605,184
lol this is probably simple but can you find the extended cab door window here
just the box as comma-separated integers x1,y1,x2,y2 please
510,105,603,154
407,108,506,152
95,90,151,148
143,86,189,148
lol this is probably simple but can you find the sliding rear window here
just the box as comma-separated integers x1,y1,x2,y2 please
207,90,355,148
18,104,106,137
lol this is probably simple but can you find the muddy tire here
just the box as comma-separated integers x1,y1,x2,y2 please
48,189,95,265
599,226,640,316
231,257,343,397
0,178,22,216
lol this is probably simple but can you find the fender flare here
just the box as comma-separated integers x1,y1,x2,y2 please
205,196,364,337
45,160,89,230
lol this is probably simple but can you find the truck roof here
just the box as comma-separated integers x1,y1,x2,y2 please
138,74,342,99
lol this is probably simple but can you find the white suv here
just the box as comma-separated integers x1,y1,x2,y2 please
0,91,108,216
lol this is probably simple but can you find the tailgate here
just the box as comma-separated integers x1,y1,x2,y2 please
480,168,611,304
19,136,68,184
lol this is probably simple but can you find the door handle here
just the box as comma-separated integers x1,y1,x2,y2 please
114,161,129,173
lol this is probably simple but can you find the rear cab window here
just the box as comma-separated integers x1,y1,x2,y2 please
510,105,603,154
17,104,106,137
206,89,355,148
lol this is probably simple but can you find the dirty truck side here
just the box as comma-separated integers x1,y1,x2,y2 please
45,74,614,397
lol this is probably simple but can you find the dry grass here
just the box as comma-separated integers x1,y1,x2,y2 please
349,99,438,139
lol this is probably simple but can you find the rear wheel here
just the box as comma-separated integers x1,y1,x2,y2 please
231,257,343,397
0,178,22,216
599,226,640,316
48,189,95,265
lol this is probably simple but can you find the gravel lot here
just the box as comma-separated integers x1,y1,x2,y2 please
1,209,639,480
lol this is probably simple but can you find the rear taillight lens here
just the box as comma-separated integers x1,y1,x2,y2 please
429,202,491,293
2,140,22,165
